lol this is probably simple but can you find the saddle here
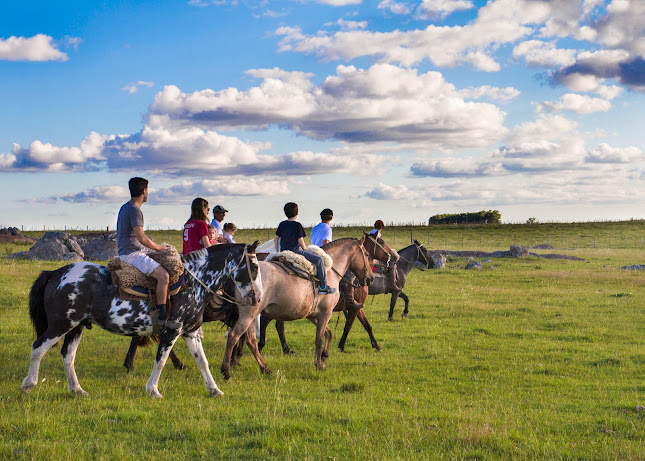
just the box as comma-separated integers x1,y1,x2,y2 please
107,247,184,302
265,246,333,283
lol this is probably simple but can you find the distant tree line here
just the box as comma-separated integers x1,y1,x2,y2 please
428,210,502,225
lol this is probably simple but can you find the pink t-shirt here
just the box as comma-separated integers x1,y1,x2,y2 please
183,219,209,255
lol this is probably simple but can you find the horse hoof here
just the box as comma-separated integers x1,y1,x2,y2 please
208,387,223,397
220,368,231,380
261,367,273,375
70,387,89,396
338,347,346,353
401,313,407,319
283,348,295,355
387,317,394,322
20,384,35,394
146,388,163,399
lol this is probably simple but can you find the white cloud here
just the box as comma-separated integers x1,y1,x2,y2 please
56,185,130,203
411,157,506,177
149,64,508,150
459,85,520,101
122,80,155,94
0,34,68,61
415,0,474,20
378,0,410,16
509,114,578,145
587,143,643,163
315,0,362,5
512,40,578,68
363,183,420,200
155,178,291,202
326,18,368,30
539,93,611,114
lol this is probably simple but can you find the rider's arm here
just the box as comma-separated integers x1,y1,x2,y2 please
274,235,280,252
200,235,211,248
298,237,307,251
133,226,168,251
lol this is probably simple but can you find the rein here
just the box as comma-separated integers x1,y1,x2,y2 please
397,243,430,270
183,247,258,306
330,240,371,287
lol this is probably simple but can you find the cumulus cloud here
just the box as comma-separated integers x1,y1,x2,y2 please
275,0,585,70
154,178,291,203
363,183,420,200
122,80,155,94
326,19,368,30
378,0,410,16
512,40,578,68
316,0,362,5
586,143,643,164
539,93,611,114
149,64,508,150
459,85,520,101
0,34,69,61
415,0,474,20
55,185,130,203
411,157,506,177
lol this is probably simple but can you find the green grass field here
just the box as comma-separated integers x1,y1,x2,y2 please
2,222,645,459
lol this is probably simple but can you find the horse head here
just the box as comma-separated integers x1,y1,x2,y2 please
351,236,374,286
412,239,432,270
363,231,396,266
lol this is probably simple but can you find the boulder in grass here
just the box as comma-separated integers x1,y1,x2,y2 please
28,238,69,260
63,252,85,263
429,251,446,269
81,238,117,261
465,260,482,270
621,265,645,271
65,239,85,259
510,245,529,258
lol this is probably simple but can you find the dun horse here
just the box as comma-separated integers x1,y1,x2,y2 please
254,237,373,370
21,243,261,398
259,233,395,354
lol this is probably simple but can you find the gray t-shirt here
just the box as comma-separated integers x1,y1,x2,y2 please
117,201,145,256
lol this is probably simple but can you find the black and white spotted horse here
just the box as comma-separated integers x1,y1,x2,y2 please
21,242,262,398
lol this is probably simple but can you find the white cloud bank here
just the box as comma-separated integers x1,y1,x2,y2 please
0,34,69,61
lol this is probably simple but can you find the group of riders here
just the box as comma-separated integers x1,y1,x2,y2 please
116,177,389,329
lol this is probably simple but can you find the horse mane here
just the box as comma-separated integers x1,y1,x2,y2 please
181,248,208,263
321,237,356,250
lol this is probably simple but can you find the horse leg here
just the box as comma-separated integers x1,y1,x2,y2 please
182,333,223,397
123,336,142,373
169,349,187,370
258,314,272,353
400,292,410,318
388,291,401,321
309,314,332,370
276,320,294,354
221,310,260,380
21,328,67,393
145,329,181,398
321,325,333,363
242,323,272,375
231,331,245,367
356,308,380,351
61,324,88,396
338,308,358,352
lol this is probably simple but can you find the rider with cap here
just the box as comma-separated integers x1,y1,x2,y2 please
310,208,333,247
210,205,228,244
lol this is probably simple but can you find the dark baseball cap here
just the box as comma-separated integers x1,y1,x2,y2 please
213,205,228,213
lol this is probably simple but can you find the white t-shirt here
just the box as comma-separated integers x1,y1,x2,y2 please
310,222,332,247
210,218,223,237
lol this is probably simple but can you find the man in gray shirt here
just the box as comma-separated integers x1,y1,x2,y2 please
117,177,177,328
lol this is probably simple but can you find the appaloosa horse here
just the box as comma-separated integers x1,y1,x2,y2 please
255,237,373,370
21,242,261,398
369,239,432,320
259,233,395,354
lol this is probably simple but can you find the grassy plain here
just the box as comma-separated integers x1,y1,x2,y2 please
1,222,645,459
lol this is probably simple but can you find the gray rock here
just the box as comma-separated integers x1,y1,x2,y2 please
43,231,70,242
429,252,446,269
0,228,11,236
621,265,645,271
9,227,22,236
7,251,30,259
65,239,85,258
63,252,85,263
81,238,117,261
465,260,482,270
482,259,492,263
28,238,69,260
510,245,529,258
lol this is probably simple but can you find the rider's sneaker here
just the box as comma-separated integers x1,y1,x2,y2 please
318,286,337,295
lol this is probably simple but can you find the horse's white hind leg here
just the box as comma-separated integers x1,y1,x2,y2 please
145,332,180,399
183,334,223,397
21,332,65,393
61,325,87,396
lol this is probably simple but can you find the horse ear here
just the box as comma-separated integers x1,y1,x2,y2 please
414,239,420,246
359,234,366,244
249,240,259,253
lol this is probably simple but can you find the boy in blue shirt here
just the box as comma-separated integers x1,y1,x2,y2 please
274,202,336,294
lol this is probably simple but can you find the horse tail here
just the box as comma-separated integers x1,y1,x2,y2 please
139,336,154,348
29,271,53,338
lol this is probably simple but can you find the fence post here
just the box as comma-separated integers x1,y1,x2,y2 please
513,234,516,245
444,233,447,247
480,233,482,246
577,236,579,249
393,230,396,244
593,236,596,248
410,231,413,244
547,234,550,244
625,236,628,249
561,236,564,248
609,237,611,248
427,231,430,245
267,228,270,241
461,233,464,246
497,234,500,247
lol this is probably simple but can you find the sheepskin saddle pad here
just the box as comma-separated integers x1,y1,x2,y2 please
107,247,184,299
266,245,333,281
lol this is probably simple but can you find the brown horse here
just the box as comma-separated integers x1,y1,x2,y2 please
259,233,396,354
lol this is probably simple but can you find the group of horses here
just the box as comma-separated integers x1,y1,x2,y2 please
21,233,434,398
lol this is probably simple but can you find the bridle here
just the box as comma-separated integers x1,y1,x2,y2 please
366,235,393,266
183,246,259,306
397,242,430,270
331,240,372,287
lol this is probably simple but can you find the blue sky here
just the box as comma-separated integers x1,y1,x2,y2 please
2,0,645,230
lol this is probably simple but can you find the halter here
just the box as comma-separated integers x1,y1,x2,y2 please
366,235,393,265
183,246,259,306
